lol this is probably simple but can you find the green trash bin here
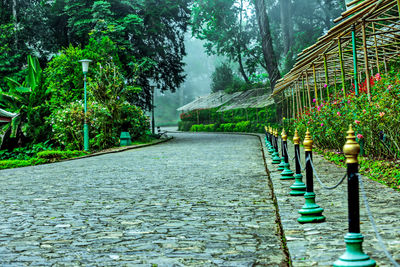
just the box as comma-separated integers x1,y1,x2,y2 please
120,132,132,146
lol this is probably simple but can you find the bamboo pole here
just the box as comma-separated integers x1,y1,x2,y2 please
338,38,346,97
297,82,303,116
305,72,312,110
362,20,372,101
286,95,289,119
383,48,388,72
323,54,330,101
302,76,306,109
292,87,296,119
351,24,359,95
312,63,319,106
294,83,300,114
318,72,323,103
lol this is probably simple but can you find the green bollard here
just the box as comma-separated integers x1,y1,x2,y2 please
333,125,376,267
272,129,281,164
298,128,325,223
280,129,294,179
290,129,306,195
120,131,132,146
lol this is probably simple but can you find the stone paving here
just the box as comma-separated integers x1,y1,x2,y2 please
0,132,286,266
261,134,400,266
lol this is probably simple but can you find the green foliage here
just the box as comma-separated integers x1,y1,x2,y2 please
211,63,234,92
48,101,148,151
44,37,123,109
320,149,400,191
0,141,52,161
0,158,48,170
0,55,51,147
0,23,22,89
189,121,275,134
37,150,88,160
294,71,400,160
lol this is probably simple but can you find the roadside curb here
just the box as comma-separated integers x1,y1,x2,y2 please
63,137,174,162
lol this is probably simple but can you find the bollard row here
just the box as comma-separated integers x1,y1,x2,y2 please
264,125,376,267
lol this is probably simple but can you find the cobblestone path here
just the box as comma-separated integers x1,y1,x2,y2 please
0,133,286,266
262,135,400,266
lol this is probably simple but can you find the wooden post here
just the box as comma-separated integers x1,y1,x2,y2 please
297,82,303,116
383,48,388,73
338,37,346,97
318,72,323,103
292,87,296,119
352,24,359,96
323,54,330,101
397,0,400,19
372,23,380,74
302,76,306,109
362,20,371,102
286,95,289,119
312,63,319,106
305,72,312,110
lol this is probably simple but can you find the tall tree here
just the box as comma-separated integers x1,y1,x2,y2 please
254,0,281,91
192,0,251,83
280,0,292,55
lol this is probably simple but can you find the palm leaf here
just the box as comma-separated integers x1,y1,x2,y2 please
10,115,21,138
5,77,22,90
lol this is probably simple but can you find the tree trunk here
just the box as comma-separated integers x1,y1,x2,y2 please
254,0,281,91
237,44,250,83
12,0,17,49
237,0,250,83
280,0,292,55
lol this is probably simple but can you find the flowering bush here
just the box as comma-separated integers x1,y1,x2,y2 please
293,71,400,159
48,101,148,151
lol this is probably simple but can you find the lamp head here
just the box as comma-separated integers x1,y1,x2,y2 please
79,59,92,74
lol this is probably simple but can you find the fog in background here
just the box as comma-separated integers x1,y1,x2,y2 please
153,34,219,126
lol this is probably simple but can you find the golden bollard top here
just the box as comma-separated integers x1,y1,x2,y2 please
281,128,287,141
343,125,360,164
293,129,300,145
274,129,278,137
269,127,272,134
264,126,268,133
303,128,313,151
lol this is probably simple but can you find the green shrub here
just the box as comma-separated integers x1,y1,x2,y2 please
48,101,147,151
37,150,88,160
0,158,47,169
234,121,250,132
178,121,195,131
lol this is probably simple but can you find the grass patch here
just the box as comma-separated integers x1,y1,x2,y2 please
0,158,48,170
315,148,400,191
37,150,89,161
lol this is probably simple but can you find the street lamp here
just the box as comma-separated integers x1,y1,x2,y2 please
151,85,155,135
79,59,92,151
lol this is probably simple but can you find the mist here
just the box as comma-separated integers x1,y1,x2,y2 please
153,34,218,126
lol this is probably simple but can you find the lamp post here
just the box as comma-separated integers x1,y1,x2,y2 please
151,85,155,135
79,59,92,151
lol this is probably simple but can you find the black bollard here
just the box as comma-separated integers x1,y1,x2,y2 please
272,129,281,164
298,128,325,223
289,129,306,195
333,125,375,266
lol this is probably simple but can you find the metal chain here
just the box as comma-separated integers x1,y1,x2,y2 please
306,155,346,190
283,145,295,161
295,149,305,171
358,173,400,267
